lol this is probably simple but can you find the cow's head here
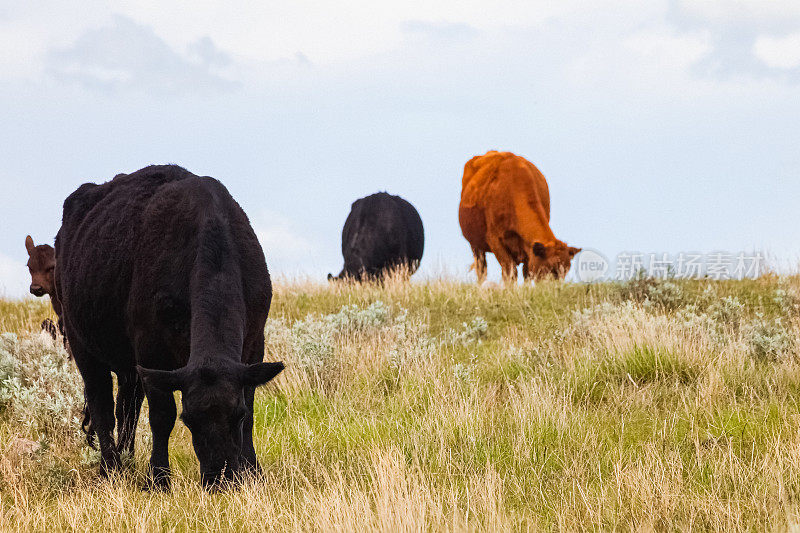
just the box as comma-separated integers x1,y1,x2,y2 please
137,360,284,489
529,241,581,280
25,235,56,297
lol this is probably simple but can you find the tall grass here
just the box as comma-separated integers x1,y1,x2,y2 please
1,273,800,531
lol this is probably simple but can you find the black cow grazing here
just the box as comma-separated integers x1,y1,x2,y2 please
328,192,424,281
55,165,284,490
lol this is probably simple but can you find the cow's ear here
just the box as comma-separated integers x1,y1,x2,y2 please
242,361,285,387
532,242,547,258
25,235,35,255
137,366,185,393
568,247,582,258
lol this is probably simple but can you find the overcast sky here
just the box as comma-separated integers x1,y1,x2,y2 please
1,1,799,296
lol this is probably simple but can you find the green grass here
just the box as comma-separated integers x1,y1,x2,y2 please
1,274,799,531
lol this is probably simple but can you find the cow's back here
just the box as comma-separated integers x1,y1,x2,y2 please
127,175,270,369
55,165,201,367
342,193,423,275
459,151,553,251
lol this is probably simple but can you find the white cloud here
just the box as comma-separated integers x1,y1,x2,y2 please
625,27,711,68
253,210,314,262
0,1,797,80
46,15,237,94
401,20,479,41
675,0,800,26
666,0,800,83
0,3,112,81
754,32,800,69
0,24,45,80
0,0,796,94
0,1,670,82
0,253,30,299
117,0,577,65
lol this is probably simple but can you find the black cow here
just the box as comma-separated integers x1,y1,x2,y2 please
55,165,284,489
328,192,424,281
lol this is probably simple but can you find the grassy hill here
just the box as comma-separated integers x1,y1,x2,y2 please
1,274,799,531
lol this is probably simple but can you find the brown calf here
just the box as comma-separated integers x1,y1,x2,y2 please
25,235,63,336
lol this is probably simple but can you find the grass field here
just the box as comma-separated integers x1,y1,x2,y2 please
1,273,800,531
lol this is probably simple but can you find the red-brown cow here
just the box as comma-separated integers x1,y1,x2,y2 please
458,151,580,284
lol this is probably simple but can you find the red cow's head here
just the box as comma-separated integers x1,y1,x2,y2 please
528,241,581,281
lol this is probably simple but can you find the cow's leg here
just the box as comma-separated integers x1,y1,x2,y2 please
145,387,177,490
522,261,534,282
133,333,178,489
500,259,518,284
240,335,265,476
487,239,517,284
116,370,144,457
471,247,487,284
72,355,119,476
40,318,58,340
485,232,518,285
240,385,261,475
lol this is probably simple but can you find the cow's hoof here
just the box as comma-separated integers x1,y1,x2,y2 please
145,466,171,491
143,480,171,492
144,475,171,492
98,451,122,478
240,458,264,480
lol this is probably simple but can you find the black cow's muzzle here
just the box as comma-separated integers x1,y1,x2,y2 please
201,465,239,491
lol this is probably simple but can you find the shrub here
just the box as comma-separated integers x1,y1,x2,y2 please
327,301,390,332
619,271,689,312
774,287,800,316
388,310,435,372
707,296,745,330
571,301,639,336
445,316,489,345
0,332,83,439
269,301,401,388
290,317,336,373
452,362,474,385
618,269,655,303
643,281,686,312
747,316,796,363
